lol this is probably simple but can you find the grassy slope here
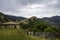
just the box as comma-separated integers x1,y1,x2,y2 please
0,29,33,40
0,29,59,40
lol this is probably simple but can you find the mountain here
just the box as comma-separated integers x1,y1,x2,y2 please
0,12,60,28
0,12,12,22
42,16,60,28
6,15,26,21
0,12,26,22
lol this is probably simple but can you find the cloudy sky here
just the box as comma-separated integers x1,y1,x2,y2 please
0,0,60,18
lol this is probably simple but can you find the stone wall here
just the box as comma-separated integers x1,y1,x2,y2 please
27,32,56,38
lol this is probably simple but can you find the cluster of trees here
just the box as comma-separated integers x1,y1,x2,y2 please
20,16,59,33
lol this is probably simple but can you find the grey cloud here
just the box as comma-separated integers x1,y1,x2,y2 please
46,0,60,9
0,0,60,18
17,0,55,5
17,0,42,5
0,0,19,12
0,0,58,12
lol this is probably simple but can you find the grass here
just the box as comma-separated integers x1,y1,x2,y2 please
0,28,59,40
0,28,33,40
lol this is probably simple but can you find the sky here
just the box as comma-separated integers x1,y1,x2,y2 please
0,0,60,18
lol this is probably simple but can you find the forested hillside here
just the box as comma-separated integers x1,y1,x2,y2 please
0,12,26,22
0,12,12,22
42,16,60,31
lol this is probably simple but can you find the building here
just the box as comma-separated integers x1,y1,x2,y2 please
0,22,20,28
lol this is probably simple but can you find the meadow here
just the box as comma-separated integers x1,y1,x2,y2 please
0,29,59,40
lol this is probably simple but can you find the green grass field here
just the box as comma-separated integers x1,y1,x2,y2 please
0,29,32,40
0,29,59,40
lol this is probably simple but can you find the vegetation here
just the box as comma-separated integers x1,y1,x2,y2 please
0,29,33,40
0,12,60,40
44,27,59,33
0,29,59,40
0,12,11,22
20,16,59,33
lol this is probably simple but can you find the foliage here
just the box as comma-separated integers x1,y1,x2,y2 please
0,12,11,22
20,23,29,29
44,27,59,33
20,17,59,33
30,20,49,32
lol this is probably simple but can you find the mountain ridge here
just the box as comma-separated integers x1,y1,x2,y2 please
0,12,60,28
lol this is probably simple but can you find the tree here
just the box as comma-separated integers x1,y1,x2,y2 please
44,27,59,33
30,20,48,32
20,23,29,29
0,12,11,22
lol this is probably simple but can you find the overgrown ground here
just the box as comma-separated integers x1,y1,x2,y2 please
0,28,59,40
